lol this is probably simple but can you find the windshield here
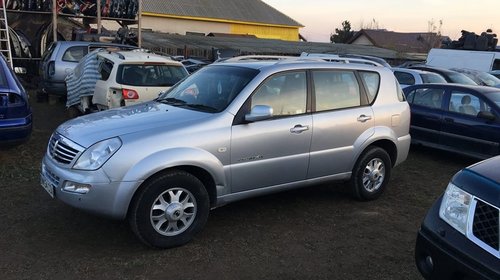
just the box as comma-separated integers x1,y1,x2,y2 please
476,72,500,87
448,72,477,85
157,65,259,112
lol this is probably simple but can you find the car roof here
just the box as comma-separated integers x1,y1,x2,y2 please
410,65,458,74
392,67,441,75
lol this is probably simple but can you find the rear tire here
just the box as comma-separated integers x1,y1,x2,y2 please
128,170,210,248
350,147,392,201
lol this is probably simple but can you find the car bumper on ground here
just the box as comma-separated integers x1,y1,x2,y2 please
41,154,143,219
415,197,500,280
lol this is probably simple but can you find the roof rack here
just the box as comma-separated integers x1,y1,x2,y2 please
219,53,385,67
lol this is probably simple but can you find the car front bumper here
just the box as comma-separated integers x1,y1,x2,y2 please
415,197,500,280
41,154,143,220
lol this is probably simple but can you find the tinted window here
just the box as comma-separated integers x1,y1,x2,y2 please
359,71,380,103
252,71,307,116
62,46,87,62
117,64,188,86
394,71,415,85
313,70,360,111
409,88,445,109
98,59,114,81
493,59,500,71
160,65,259,112
421,73,446,84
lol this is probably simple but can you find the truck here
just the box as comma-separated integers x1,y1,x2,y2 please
426,48,500,72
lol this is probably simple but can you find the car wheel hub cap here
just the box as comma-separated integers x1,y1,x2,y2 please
362,158,385,192
150,188,197,236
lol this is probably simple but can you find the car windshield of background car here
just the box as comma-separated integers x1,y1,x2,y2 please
448,72,478,85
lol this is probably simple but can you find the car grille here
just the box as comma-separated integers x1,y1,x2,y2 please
47,133,84,165
470,198,500,257
42,164,60,187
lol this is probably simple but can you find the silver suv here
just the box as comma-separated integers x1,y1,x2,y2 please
41,55,411,248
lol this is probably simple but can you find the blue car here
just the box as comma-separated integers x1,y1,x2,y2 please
415,155,500,279
403,84,500,159
0,55,32,146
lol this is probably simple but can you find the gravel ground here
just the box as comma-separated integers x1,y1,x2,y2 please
0,92,478,279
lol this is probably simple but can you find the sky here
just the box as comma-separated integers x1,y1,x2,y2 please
263,0,499,42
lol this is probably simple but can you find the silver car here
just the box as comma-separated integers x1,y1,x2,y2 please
41,56,411,248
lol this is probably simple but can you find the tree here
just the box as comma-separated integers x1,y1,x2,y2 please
330,20,355,43
417,19,443,52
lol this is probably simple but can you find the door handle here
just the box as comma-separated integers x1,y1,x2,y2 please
290,124,309,134
357,115,372,123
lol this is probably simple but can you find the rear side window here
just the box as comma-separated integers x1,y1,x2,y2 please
394,71,415,85
359,71,380,103
117,64,188,86
98,59,114,81
313,70,361,111
62,46,87,62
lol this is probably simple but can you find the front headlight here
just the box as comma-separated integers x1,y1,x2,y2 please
73,137,122,170
439,183,472,235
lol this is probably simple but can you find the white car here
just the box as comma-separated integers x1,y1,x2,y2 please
92,51,189,110
392,67,447,88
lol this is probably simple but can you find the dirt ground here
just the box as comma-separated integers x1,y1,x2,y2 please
0,91,478,280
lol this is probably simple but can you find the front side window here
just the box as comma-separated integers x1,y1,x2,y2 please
313,70,360,111
62,46,86,62
118,64,188,86
251,71,307,116
408,87,445,109
449,91,484,116
359,71,380,103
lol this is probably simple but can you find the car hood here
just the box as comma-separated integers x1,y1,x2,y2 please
57,101,209,147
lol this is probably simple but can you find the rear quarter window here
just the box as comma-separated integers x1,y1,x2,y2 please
98,59,114,81
359,71,380,103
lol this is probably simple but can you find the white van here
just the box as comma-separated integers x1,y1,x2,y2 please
426,48,500,72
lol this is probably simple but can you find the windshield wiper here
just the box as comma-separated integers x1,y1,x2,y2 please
156,97,186,106
182,103,218,112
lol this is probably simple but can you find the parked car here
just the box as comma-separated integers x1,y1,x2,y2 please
40,55,411,248
403,83,500,159
410,65,478,85
392,67,447,88
181,58,209,73
450,68,500,88
66,49,188,113
0,54,32,146
415,155,500,280
39,41,136,96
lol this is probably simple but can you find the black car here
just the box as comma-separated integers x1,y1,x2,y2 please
410,65,478,85
403,83,500,159
415,155,500,280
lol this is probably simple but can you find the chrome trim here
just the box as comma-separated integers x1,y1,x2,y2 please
47,133,84,166
466,197,500,259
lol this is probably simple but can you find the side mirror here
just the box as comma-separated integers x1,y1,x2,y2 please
14,67,27,74
477,111,496,121
245,105,273,122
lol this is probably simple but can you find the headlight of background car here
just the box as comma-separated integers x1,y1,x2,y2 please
439,183,472,235
73,137,122,170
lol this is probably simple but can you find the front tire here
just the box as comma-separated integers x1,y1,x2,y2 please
128,170,210,248
350,147,392,201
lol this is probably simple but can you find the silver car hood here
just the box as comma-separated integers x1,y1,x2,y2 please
57,101,209,147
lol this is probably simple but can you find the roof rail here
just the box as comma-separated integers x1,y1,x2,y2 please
300,52,385,67
220,55,294,62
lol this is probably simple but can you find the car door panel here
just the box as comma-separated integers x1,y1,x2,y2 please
230,115,313,192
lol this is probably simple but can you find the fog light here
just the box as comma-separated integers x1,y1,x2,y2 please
425,255,434,270
63,181,91,194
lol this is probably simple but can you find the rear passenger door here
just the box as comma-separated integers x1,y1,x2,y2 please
405,86,445,146
307,70,374,178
